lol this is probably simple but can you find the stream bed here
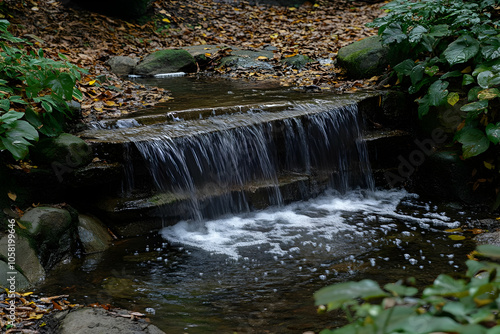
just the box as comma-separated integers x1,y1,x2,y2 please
37,76,483,333
37,188,479,333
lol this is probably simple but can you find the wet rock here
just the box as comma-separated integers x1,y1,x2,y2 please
337,36,389,79
31,133,92,168
182,44,231,64
281,54,312,69
107,56,139,76
0,233,45,284
220,55,273,71
135,49,196,76
475,230,500,247
78,214,113,254
20,207,76,268
0,260,31,291
65,161,123,188
55,307,165,334
22,207,72,241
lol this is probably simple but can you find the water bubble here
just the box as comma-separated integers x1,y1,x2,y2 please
409,259,418,265
145,307,156,315
319,275,326,280
404,254,411,260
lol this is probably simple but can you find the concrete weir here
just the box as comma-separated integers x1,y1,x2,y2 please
79,92,412,236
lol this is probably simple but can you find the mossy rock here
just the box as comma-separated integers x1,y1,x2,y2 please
78,214,113,254
135,49,196,76
337,36,389,79
31,133,92,168
281,54,312,69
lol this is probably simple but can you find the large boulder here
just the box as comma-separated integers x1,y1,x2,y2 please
134,49,197,76
31,133,92,169
0,260,31,291
337,36,389,79
107,56,139,76
0,233,45,284
20,207,76,268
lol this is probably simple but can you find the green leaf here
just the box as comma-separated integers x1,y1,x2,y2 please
468,86,483,101
423,274,468,297
0,99,10,112
417,94,430,118
455,128,490,159
409,25,427,44
394,59,415,76
460,99,488,112
486,122,500,144
443,35,480,66
410,64,425,86
0,120,39,160
382,23,407,45
428,80,449,106
72,88,83,101
477,70,500,89
49,72,75,100
425,65,439,76
477,244,500,259
482,37,500,60
441,70,462,80
0,110,24,124
314,279,388,310
428,24,450,37
462,74,475,86
384,283,418,297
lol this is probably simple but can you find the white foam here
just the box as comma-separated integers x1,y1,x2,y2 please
161,189,462,259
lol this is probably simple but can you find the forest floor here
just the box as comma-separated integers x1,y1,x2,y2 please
3,0,384,121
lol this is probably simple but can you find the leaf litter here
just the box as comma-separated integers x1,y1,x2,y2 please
3,0,384,122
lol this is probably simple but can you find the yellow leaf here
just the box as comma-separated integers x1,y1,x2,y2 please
17,221,27,229
445,228,464,233
7,191,16,201
447,92,460,106
205,53,212,57
29,313,44,320
104,101,116,107
21,292,34,297
484,161,495,170
313,3,320,7
162,18,170,23
461,66,472,74
88,80,96,86
256,56,268,60
270,33,279,39
448,235,466,241
288,7,296,10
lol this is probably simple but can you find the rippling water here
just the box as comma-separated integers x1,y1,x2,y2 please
37,189,478,333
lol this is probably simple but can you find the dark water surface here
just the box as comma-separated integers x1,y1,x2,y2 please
38,189,478,333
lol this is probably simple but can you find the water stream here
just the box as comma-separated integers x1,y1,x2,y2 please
38,77,482,333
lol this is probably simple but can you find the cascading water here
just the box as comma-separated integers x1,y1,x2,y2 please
133,102,374,221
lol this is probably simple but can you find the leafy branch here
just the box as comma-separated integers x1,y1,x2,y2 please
315,244,500,334
368,0,500,159
0,19,85,160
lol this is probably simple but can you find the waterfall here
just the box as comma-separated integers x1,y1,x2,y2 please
133,102,374,221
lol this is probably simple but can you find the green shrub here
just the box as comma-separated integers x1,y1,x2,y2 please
315,244,500,334
0,19,84,160
367,0,500,160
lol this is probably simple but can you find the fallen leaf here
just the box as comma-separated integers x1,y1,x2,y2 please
7,191,16,201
